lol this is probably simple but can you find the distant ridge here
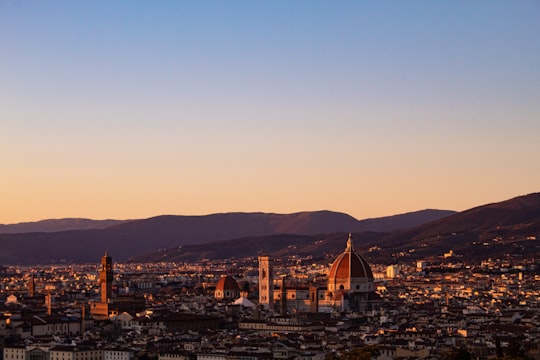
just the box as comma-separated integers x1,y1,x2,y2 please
3,192,535,265
0,209,453,264
133,193,540,264
0,209,454,235
0,218,130,234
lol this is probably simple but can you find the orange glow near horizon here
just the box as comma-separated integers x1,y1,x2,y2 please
1,2,539,224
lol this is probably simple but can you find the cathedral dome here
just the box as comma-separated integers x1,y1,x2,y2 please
215,275,240,300
328,248,373,280
327,234,374,294
216,275,240,292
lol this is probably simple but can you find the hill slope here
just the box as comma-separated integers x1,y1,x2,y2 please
372,192,540,262
133,193,540,264
131,232,386,264
0,209,453,264
3,192,538,265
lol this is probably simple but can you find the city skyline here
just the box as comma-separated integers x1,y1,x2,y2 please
2,1,539,224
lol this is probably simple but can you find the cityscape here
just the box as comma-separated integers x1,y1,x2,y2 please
1,216,539,360
2,1,540,360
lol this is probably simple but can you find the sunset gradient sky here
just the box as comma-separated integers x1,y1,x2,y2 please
1,1,539,224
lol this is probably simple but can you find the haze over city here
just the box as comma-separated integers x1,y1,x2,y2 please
1,1,539,224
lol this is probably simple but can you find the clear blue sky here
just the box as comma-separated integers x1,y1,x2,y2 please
1,1,539,223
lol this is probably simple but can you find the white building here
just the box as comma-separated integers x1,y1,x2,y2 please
104,349,133,360
159,352,191,360
49,346,102,360
3,346,26,360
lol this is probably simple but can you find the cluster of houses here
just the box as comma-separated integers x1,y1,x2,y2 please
1,241,539,359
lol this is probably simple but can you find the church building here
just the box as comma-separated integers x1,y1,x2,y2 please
258,234,380,314
214,275,240,301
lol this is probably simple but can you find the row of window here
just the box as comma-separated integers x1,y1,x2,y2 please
4,355,132,360
5,350,127,360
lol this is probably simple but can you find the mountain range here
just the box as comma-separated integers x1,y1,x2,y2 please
0,209,454,265
1,193,539,265
135,193,540,264
0,218,130,234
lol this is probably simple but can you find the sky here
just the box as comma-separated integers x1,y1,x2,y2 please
1,1,539,224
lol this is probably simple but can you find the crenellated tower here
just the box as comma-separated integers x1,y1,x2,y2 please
100,252,113,303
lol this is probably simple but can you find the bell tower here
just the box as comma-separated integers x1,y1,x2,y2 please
100,252,113,303
258,256,273,310
28,274,36,298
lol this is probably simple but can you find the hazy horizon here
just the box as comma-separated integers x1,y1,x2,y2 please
2,1,539,224
0,207,461,225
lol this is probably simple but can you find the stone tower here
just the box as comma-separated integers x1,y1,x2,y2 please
258,255,273,310
28,274,35,298
100,252,113,303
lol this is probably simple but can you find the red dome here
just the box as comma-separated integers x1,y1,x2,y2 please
328,251,373,280
328,234,373,281
216,275,239,291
